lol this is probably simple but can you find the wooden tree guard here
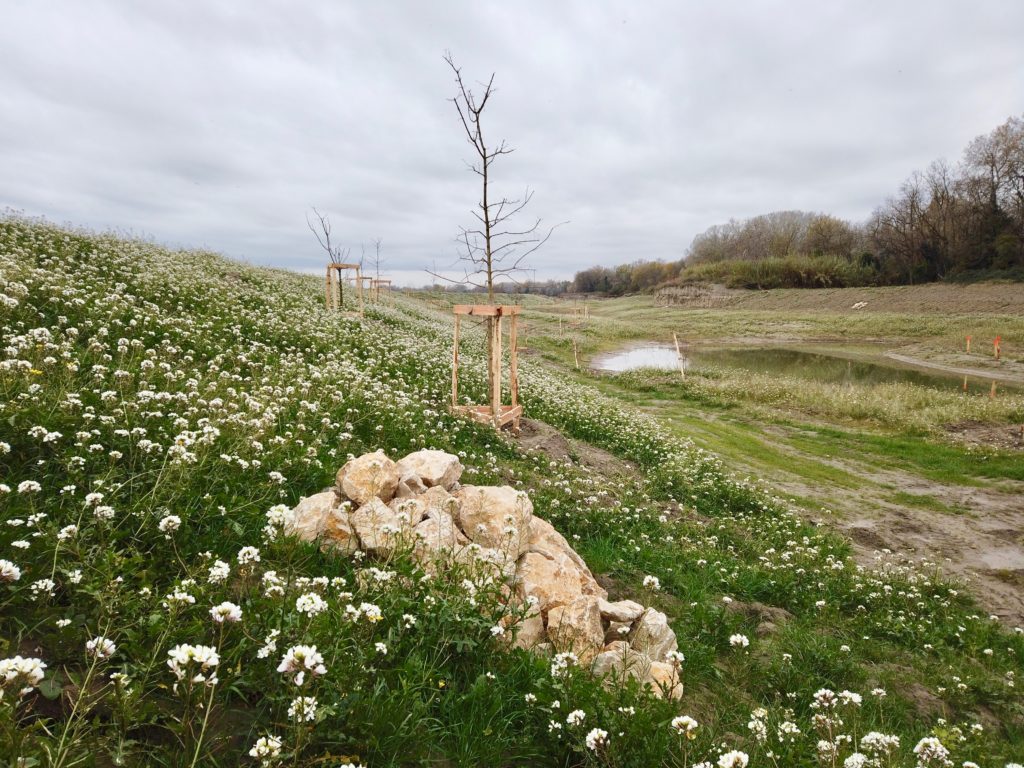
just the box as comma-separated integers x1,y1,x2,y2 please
451,304,522,432
325,263,364,316
371,278,393,305
570,303,588,329
358,276,374,307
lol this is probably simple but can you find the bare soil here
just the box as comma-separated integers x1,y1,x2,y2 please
945,421,1024,451
758,446,1024,626
709,282,1024,314
514,417,637,478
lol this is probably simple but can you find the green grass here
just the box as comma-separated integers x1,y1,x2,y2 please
3,216,1024,766
885,491,963,514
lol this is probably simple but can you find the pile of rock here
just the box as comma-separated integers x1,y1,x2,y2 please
286,449,683,698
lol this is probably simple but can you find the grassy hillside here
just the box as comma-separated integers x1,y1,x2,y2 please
2,217,1023,766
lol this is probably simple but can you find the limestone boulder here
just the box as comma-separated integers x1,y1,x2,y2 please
412,511,468,557
285,491,338,542
547,595,605,663
396,450,463,490
604,620,633,644
528,517,606,598
514,551,584,612
645,660,683,700
598,598,645,623
394,471,427,499
629,608,678,662
336,450,400,504
456,485,533,558
350,497,406,554
420,486,460,520
503,603,546,651
389,497,426,527
320,506,360,555
454,543,517,580
591,644,649,682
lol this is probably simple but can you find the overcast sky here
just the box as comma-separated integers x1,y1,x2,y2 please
2,2,1023,284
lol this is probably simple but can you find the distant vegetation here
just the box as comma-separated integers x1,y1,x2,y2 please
566,113,1024,293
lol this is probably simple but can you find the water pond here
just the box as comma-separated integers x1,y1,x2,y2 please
591,343,1013,393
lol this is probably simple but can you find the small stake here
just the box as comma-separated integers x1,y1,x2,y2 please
573,337,580,371
990,381,997,399
673,333,686,381
966,335,971,353
994,336,1001,360
962,375,968,392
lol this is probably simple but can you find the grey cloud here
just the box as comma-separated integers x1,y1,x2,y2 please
2,0,1023,283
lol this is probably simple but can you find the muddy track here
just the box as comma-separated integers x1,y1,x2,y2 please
885,352,1024,386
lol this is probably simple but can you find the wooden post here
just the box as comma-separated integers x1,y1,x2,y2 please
994,336,1001,360
966,335,971,353
452,314,460,408
509,312,519,409
963,375,968,392
990,381,997,399
325,266,331,309
573,336,580,370
490,316,503,423
673,333,686,380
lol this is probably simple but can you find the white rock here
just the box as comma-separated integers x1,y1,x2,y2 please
597,598,645,623
629,608,678,662
547,595,605,663
388,497,426,527
336,450,400,504
528,517,606,598
420,486,460,520
591,644,649,681
349,497,405,554
514,551,584,612
645,660,684,700
412,511,468,557
456,485,532,559
396,450,463,490
503,602,546,650
285,491,338,542
394,471,427,499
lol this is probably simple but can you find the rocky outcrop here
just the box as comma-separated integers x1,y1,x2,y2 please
335,450,400,504
288,450,682,699
396,449,463,490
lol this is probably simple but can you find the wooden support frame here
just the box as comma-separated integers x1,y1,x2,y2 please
358,276,374,305
371,278,393,305
451,304,522,432
325,263,364,316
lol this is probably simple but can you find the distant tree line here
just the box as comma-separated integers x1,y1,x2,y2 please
559,114,1023,294
683,114,1024,286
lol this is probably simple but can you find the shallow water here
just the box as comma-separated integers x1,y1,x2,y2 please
592,343,1014,393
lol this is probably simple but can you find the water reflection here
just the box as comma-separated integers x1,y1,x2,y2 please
592,343,1013,393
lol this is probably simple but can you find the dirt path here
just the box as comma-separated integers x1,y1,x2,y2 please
659,409,1024,627
885,352,1024,386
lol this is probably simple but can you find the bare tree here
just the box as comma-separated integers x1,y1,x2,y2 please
430,52,561,301
372,237,384,280
306,207,350,263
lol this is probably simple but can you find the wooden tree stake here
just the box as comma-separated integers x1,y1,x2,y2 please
673,333,686,380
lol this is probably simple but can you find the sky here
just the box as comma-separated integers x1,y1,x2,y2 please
2,2,1023,285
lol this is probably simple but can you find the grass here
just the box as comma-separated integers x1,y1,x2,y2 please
2,215,1024,766
885,491,962,515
